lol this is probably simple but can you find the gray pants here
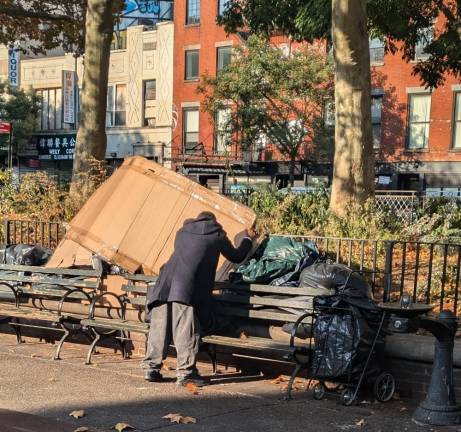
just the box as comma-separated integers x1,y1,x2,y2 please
141,302,200,378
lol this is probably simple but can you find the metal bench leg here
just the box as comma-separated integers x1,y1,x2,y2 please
9,319,23,344
53,327,70,361
86,331,101,365
207,345,218,375
285,363,303,401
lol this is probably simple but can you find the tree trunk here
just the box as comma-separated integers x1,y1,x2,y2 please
289,156,296,187
329,0,374,216
71,0,115,193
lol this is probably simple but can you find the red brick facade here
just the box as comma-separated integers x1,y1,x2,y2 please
172,2,461,191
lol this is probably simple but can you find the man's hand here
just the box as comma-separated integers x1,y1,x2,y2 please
246,227,257,240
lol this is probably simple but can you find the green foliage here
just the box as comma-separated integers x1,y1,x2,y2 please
250,189,461,241
220,0,461,88
198,35,334,181
0,80,40,154
0,1,87,55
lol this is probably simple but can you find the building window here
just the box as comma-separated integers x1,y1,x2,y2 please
111,30,127,50
371,94,383,149
185,50,199,80
407,93,431,150
143,80,157,127
415,26,433,60
218,0,229,16
215,108,231,154
186,0,200,25
38,88,63,131
369,38,385,64
217,46,232,72
453,92,461,149
106,84,126,127
183,108,199,153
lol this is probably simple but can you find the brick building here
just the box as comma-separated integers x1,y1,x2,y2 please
171,1,461,195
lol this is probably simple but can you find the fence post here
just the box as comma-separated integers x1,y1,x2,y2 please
383,241,395,302
3,220,10,245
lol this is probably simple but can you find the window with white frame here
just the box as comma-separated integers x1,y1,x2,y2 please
183,108,199,153
371,94,383,149
186,0,200,24
218,0,229,16
143,80,157,127
415,26,433,60
215,108,231,154
106,84,126,127
369,38,385,64
453,92,461,149
38,88,65,131
217,46,232,72
408,93,431,149
185,50,199,80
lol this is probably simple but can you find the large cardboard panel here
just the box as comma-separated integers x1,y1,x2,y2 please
46,239,93,268
65,157,256,277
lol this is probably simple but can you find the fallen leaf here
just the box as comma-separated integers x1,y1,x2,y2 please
30,354,37,358
185,382,199,395
356,419,366,427
69,410,86,419
400,407,407,412
73,428,89,432
270,375,286,384
163,413,197,424
113,423,135,432
164,365,174,371
48,378,58,382
239,331,248,340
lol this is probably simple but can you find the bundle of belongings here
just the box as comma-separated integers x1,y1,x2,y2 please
227,239,383,382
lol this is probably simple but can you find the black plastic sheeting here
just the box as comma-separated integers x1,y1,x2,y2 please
0,244,52,266
308,263,384,382
230,236,320,285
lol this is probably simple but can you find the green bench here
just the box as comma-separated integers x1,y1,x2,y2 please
0,264,103,359
81,274,315,397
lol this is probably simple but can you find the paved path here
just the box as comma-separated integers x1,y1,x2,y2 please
0,332,459,432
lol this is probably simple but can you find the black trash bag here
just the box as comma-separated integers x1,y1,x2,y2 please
311,294,384,382
299,262,373,308
230,236,318,285
270,251,323,286
3,244,52,266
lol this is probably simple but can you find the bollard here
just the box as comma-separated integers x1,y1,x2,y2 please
413,310,461,426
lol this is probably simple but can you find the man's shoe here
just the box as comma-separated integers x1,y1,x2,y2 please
176,374,209,387
144,370,164,382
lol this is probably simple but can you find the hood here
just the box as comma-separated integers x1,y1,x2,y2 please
182,214,223,235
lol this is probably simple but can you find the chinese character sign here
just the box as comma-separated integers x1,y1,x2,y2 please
62,71,76,124
37,134,76,160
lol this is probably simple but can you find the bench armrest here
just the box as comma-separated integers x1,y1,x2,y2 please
57,288,92,318
88,292,126,321
0,282,20,307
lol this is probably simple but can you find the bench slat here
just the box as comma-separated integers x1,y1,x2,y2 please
216,282,330,296
215,294,311,310
0,304,85,321
122,285,148,295
217,306,311,323
81,318,148,333
202,334,310,354
0,274,100,289
0,264,101,277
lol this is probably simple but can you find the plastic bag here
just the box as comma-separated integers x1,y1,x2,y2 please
230,236,318,284
3,244,52,266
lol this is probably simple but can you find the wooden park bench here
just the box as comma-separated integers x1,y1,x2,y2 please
0,264,103,360
81,274,318,398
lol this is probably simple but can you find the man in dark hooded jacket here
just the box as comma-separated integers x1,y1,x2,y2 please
141,211,254,386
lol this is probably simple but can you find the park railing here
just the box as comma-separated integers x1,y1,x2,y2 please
2,219,461,316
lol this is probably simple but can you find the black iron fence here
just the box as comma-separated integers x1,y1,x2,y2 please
2,219,461,316
3,220,65,250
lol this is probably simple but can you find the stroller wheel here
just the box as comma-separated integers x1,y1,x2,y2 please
340,388,356,406
374,372,396,402
313,382,326,400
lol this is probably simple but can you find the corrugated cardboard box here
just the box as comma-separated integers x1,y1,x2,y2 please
64,157,256,277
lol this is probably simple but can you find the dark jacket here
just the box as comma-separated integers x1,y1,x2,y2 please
146,214,252,320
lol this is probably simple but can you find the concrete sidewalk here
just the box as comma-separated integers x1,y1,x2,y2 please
0,332,458,432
